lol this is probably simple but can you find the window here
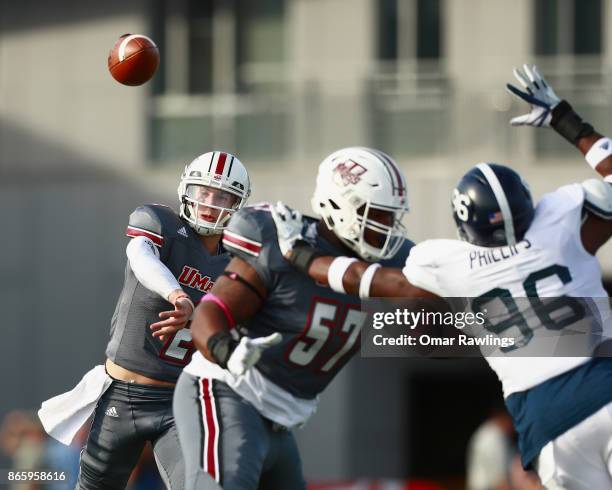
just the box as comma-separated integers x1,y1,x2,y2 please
153,0,285,96
533,0,603,159
236,0,286,93
416,0,441,59
574,0,602,55
188,1,214,94
377,0,443,62
373,0,448,158
150,0,289,164
534,0,601,56
378,0,398,61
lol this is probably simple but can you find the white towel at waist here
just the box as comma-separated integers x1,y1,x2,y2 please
38,365,112,445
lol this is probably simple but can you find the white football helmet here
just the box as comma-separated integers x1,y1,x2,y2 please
178,151,251,235
311,147,409,261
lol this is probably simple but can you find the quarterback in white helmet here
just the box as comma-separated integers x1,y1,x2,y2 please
40,150,249,490
178,151,250,236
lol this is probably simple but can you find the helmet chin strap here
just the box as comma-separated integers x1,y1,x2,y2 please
194,224,219,236
316,220,362,259
340,235,373,260
335,223,388,261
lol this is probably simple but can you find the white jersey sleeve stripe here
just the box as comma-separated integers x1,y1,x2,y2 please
223,230,263,247
126,225,164,246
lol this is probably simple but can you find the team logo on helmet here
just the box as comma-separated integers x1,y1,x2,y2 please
333,160,368,186
313,147,409,261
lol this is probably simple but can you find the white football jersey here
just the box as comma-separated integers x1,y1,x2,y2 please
403,184,612,396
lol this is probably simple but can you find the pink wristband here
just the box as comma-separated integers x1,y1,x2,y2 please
200,293,236,329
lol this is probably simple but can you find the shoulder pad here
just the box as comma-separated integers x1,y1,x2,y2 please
222,204,291,286
582,179,612,220
533,184,584,228
405,240,442,268
126,204,182,246
222,204,274,257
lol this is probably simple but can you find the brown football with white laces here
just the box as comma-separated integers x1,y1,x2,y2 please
108,34,159,86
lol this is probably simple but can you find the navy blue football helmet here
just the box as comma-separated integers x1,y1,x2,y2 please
452,163,535,247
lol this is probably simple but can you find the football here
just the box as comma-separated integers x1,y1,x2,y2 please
108,33,159,86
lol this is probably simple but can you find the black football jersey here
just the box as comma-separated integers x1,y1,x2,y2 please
221,203,413,399
106,204,229,382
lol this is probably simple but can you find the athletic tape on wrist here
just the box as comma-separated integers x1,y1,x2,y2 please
201,293,236,329
585,138,612,169
328,257,358,294
359,263,381,299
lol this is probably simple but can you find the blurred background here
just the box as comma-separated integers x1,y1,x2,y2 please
1,0,610,488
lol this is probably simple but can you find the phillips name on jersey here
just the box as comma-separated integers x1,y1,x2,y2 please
403,184,612,396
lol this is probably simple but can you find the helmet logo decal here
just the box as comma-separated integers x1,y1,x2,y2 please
489,211,503,224
452,189,471,222
334,160,368,186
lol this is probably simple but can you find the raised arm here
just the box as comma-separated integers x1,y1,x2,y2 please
507,64,612,253
270,202,438,299
508,65,612,177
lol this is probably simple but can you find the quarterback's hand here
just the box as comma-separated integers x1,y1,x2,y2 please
506,64,561,127
150,291,194,341
270,201,303,258
227,333,283,377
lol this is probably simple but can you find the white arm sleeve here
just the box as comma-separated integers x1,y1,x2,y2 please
126,236,182,301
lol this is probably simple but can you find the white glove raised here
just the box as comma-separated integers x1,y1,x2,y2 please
506,64,561,127
270,201,304,257
227,333,283,377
